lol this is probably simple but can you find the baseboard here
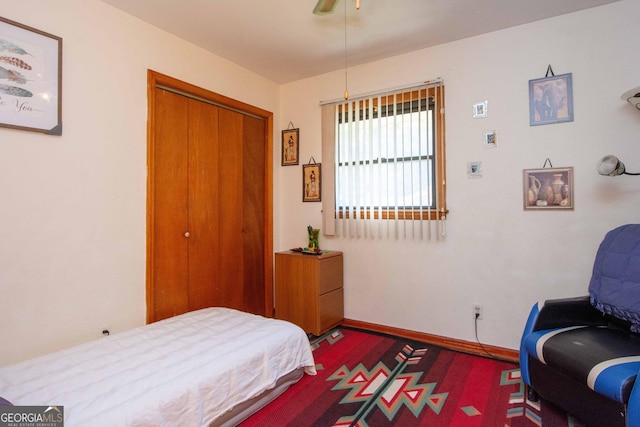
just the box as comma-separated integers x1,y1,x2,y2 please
341,318,519,364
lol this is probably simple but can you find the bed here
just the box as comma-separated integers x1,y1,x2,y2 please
0,307,316,426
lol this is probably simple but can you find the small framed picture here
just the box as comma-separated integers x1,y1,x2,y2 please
473,101,488,118
523,167,574,210
282,128,299,166
467,161,482,179
303,163,321,202
529,73,574,126
483,130,497,148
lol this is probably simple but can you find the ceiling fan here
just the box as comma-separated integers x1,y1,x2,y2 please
313,0,360,15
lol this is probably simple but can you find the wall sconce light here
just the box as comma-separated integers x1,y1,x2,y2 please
597,155,640,176
622,87,640,110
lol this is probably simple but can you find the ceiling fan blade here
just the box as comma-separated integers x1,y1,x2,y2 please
313,0,339,15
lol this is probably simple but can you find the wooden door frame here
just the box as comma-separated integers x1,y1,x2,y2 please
146,70,274,323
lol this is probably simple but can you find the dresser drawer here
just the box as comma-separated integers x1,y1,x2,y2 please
318,288,344,334
318,255,343,295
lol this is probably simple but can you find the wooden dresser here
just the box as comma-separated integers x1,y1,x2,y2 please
274,250,343,336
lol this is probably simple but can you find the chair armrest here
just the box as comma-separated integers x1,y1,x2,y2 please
532,296,607,331
520,296,606,386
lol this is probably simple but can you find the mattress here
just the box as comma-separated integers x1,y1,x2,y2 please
0,307,316,426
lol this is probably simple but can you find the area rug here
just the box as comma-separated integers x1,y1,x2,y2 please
240,328,584,427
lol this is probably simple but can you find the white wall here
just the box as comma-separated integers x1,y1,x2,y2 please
277,0,640,351
2,0,638,367
0,0,280,366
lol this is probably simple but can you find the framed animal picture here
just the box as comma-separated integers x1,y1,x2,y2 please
529,73,573,126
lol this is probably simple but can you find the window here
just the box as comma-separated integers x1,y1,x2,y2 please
321,83,446,239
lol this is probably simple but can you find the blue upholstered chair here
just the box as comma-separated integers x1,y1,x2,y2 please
520,224,640,427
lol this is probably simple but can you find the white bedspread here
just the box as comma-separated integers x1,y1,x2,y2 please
0,307,316,426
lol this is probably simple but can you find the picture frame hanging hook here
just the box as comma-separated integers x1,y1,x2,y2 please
545,64,555,78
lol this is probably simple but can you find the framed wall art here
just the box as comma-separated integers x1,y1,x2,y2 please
281,128,299,166
0,17,62,135
473,101,488,118
303,162,321,202
523,167,574,211
467,161,482,179
529,72,573,126
483,130,497,148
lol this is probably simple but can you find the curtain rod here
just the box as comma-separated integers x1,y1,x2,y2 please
319,78,443,106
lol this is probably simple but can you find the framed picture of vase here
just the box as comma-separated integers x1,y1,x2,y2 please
523,167,574,211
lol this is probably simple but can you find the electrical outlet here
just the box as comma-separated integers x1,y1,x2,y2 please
473,304,483,320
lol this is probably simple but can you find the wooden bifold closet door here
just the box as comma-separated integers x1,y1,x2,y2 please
147,71,273,323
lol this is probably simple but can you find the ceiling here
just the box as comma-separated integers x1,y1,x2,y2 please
100,0,619,84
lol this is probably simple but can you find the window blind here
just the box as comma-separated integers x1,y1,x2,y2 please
321,82,446,240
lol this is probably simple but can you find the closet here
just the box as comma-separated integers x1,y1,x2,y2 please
146,71,273,323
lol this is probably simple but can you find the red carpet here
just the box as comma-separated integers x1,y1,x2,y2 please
241,328,584,426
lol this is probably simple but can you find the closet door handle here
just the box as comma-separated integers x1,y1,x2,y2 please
184,232,190,238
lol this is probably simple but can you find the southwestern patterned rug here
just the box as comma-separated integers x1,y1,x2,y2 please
241,328,585,427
